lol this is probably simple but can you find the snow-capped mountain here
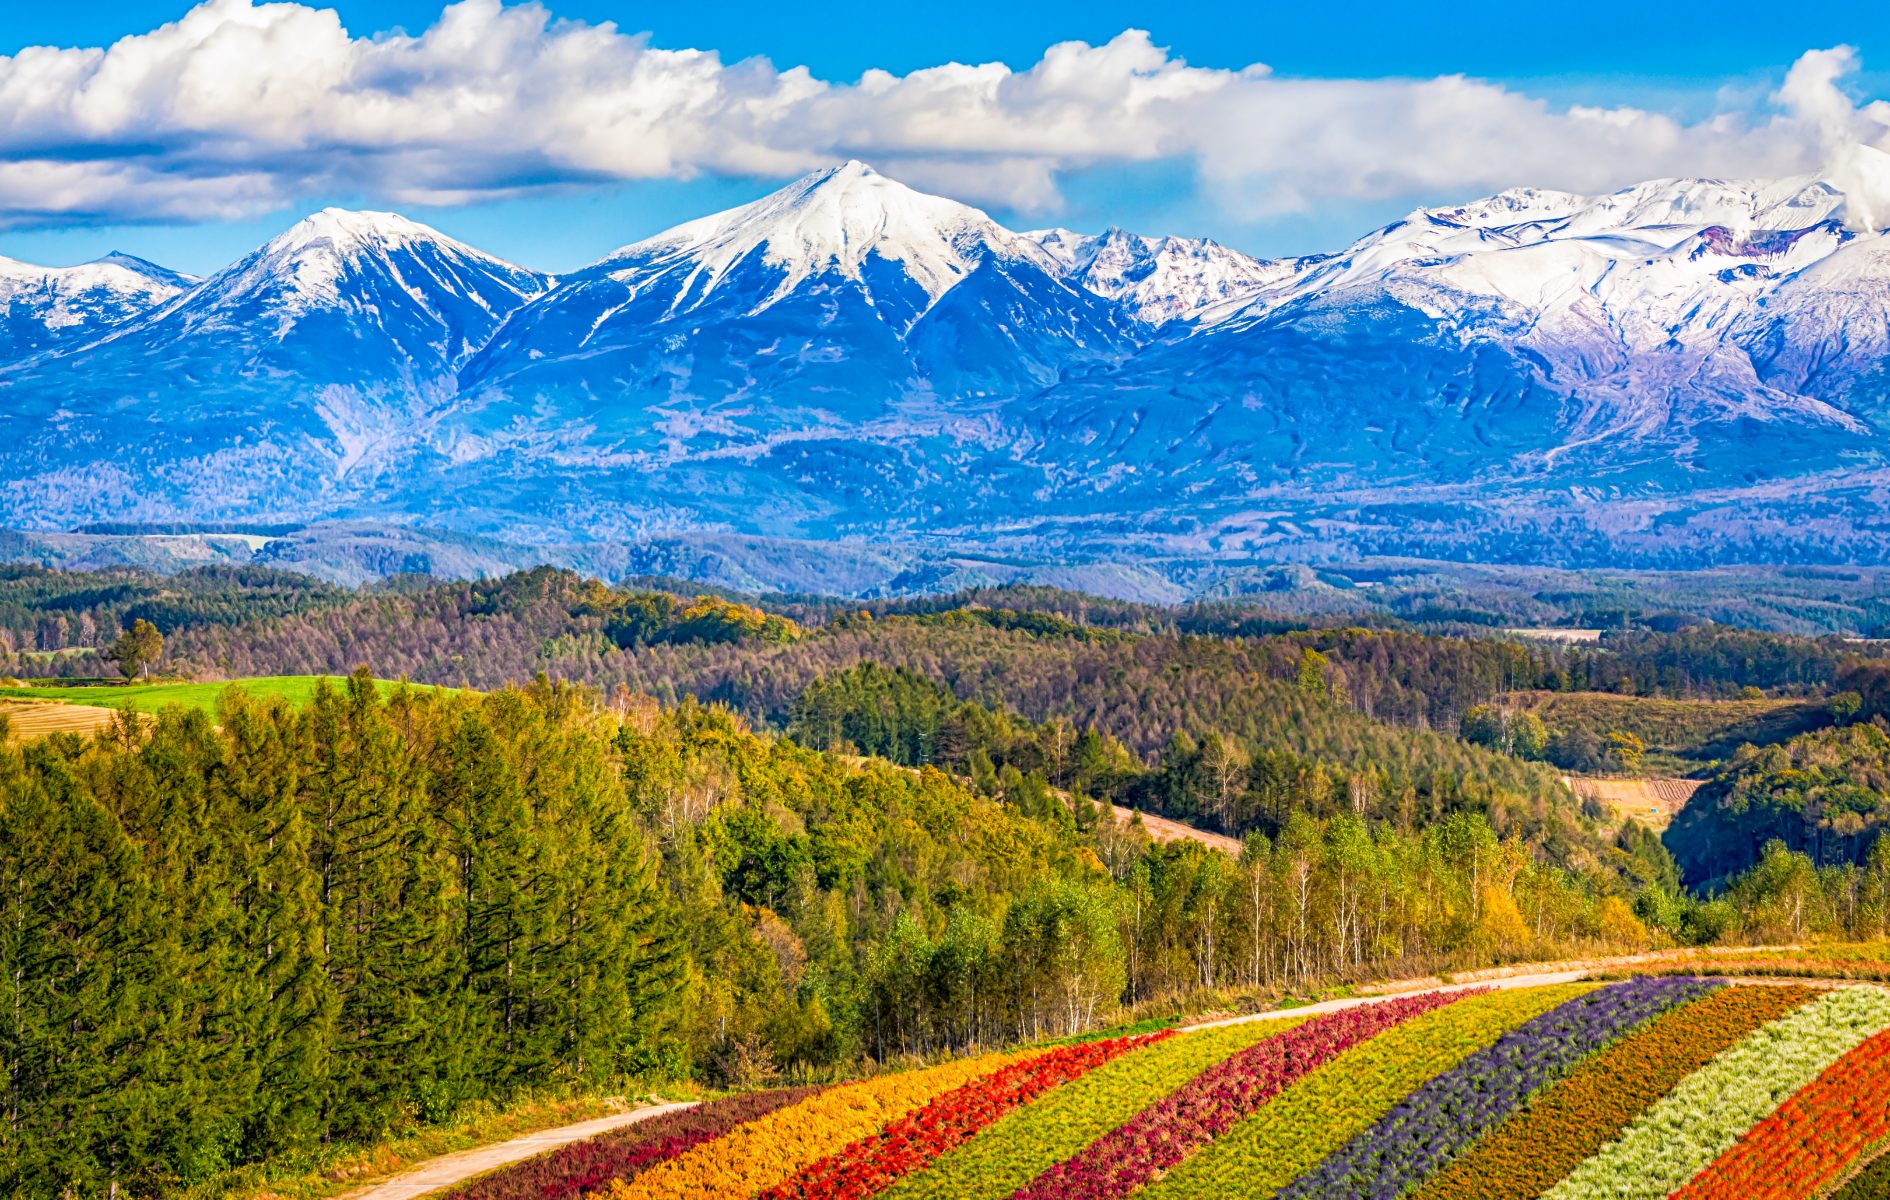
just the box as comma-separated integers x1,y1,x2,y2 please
6,160,1890,568
87,208,552,376
0,210,550,525
1022,161,1890,514
0,252,194,358
458,163,1141,466
1026,228,1295,325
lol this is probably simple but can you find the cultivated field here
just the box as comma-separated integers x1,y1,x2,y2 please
428,977,1890,1200
0,698,131,740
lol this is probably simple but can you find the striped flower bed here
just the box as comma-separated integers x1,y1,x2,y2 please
605,1048,1036,1200
758,1033,1169,1200
880,1016,1317,1200
1672,1023,1890,1200
1139,983,1593,1200
454,980,1890,1199
1413,982,1819,1200
1277,974,1716,1199
441,1087,825,1200
1011,989,1474,1200
1542,985,1890,1200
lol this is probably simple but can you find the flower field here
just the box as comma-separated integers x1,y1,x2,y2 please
460,978,1890,1200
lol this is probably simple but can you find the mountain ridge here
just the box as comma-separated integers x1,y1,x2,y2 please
5,160,1890,570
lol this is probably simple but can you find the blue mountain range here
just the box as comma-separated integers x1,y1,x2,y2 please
6,157,1890,568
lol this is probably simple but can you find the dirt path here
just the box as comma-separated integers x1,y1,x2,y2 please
1178,946,1836,1032
1179,944,1834,1032
1180,968,1596,1031
336,1101,696,1200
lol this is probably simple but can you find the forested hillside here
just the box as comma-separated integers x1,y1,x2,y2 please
11,569,1890,1193
2,669,1707,1196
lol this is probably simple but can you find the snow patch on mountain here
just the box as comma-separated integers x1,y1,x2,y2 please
1203,171,1886,357
63,207,553,379
180,208,550,337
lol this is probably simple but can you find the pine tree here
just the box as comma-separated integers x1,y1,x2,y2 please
216,688,333,1158
0,741,164,1196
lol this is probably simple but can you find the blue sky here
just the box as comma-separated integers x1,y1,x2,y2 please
4,1,1889,275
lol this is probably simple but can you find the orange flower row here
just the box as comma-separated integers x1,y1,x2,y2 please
1673,1024,1890,1200
604,1048,1035,1200
1413,984,1820,1200
758,1032,1170,1200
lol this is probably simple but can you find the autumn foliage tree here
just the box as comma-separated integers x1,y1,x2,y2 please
108,617,163,679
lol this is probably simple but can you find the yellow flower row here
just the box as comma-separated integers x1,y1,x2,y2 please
606,1048,1037,1200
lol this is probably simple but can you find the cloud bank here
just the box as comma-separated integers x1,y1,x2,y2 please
3,0,1889,229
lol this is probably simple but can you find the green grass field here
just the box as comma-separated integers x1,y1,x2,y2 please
0,676,443,718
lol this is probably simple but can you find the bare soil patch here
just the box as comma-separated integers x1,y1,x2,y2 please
1565,776,1702,829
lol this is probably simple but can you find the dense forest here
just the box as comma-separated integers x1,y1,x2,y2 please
11,566,1890,1193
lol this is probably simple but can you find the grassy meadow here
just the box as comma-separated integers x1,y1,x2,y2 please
0,675,443,719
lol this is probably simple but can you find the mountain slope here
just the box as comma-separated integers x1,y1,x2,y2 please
443,163,1143,535
0,252,194,358
1019,168,1890,521
459,163,1139,429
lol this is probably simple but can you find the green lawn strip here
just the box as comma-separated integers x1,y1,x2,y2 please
880,1015,1316,1200
1138,983,1596,1200
1543,986,1890,1200
0,675,443,717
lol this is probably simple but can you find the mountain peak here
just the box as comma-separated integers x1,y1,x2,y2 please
813,159,880,183
184,207,548,323
1021,226,1287,325
266,208,444,255
604,161,1033,306
89,252,199,290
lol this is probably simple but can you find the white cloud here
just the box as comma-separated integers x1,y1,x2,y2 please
1,0,1887,229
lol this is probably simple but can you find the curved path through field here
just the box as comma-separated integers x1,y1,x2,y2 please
337,1101,697,1200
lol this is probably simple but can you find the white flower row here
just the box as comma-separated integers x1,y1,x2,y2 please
1543,985,1890,1200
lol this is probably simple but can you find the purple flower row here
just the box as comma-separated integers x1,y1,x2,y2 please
1010,989,1476,1200
1276,975,1722,1200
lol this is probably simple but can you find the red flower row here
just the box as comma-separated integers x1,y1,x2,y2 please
1673,1025,1890,1200
758,1032,1172,1200
1011,989,1479,1200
